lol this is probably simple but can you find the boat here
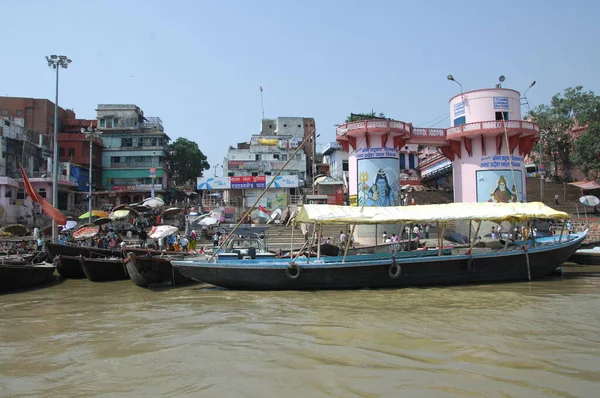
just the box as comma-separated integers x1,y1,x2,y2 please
0,263,56,293
215,235,277,260
172,202,585,290
123,253,197,288
80,256,128,282
53,254,86,279
568,246,600,265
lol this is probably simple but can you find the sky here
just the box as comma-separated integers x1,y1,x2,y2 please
3,0,599,176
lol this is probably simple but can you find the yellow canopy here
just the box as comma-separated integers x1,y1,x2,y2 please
293,202,569,225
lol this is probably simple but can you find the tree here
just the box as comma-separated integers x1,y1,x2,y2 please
571,125,600,180
528,86,600,181
167,137,210,186
345,111,386,122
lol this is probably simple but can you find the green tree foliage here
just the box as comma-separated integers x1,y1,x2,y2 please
345,112,386,122
528,86,600,181
167,137,210,186
571,125,600,180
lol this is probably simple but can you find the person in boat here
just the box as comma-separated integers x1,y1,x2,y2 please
180,236,189,252
339,231,346,246
391,233,398,242
139,229,147,249
212,232,219,249
36,237,43,250
189,230,197,251
489,175,518,203
382,231,388,243
491,226,497,241
363,169,399,207
20,240,27,250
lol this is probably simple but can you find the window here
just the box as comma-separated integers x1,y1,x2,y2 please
68,148,75,157
298,124,301,127
105,118,113,128
1,110,7,116
99,118,105,127
17,189,25,200
408,154,415,169
59,148,65,157
38,188,47,198
138,137,144,147
269,125,272,128
251,172,258,176
16,110,22,117
495,112,509,121
453,116,466,126
273,154,280,160
122,137,133,147
283,124,287,127
400,154,406,169
151,137,157,146
111,156,121,163
342,160,349,172
281,154,288,161
113,118,119,127
5,189,12,198
255,154,261,161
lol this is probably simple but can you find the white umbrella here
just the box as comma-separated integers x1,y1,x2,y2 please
198,217,219,226
149,225,178,239
61,220,78,231
143,197,165,209
579,195,600,207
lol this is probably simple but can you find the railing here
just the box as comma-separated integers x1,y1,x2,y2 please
336,119,411,135
109,162,162,169
411,127,445,138
446,120,540,137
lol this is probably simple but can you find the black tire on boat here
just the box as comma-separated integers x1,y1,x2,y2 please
388,258,401,279
286,263,301,279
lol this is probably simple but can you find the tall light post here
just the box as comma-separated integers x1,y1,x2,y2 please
82,126,102,224
311,130,320,195
446,74,463,94
213,163,222,177
46,54,72,242
151,151,157,198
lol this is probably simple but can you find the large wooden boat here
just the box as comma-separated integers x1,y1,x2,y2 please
0,263,56,293
53,254,86,279
172,202,585,290
80,256,128,282
123,253,197,288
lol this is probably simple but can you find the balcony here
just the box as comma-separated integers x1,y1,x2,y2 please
445,120,540,138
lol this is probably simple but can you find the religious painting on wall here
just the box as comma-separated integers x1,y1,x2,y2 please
356,148,401,207
476,170,523,203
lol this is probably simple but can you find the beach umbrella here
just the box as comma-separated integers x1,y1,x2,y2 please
79,210,109,219
61,220,78,231
93,217,112,226
579,195,600,207
72,226,100,239
110,209,131,220
162,207,183,218
142,197,165,209
0,224,28,236
198,217,219,226
148,225,178,239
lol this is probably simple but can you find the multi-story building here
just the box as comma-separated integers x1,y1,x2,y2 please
0,97,75,135
59,119,104,211
0,117,78,226
198,117,310,216
95,104,170,206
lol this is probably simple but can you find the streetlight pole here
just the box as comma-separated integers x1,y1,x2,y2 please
311,130,319,195
46,55,72,243
151,151,156,198
82,126,102,224
213,164,222,177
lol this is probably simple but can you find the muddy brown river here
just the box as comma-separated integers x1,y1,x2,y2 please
1,267,600,397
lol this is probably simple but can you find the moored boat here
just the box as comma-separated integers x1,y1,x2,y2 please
124,253,197,288
53,254,86,279
173,202,585,290
568,247,600,265
0,263,56,293
80,256,128,282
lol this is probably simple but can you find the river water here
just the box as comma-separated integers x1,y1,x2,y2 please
1,268,600,397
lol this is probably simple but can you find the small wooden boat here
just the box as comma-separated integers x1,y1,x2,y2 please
53,254,86,279
568,247,600,265
124,253,197,288
80,256,128,282
0,263,56,293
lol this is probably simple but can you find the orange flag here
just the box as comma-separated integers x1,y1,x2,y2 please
19,163,67,226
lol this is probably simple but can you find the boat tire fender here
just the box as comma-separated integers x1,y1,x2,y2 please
286,263,301,279
388,257,401,279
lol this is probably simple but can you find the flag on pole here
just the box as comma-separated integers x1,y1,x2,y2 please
257,205,270,219
259,86,263,92
19,163,67,226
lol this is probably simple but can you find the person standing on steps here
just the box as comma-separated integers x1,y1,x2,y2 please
554,193,560,205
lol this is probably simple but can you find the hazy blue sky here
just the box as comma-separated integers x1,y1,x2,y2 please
3,0,599,175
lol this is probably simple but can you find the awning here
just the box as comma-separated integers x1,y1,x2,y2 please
568,180,600,191
293,202,569,225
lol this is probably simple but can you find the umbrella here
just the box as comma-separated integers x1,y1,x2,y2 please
79,210,109,219
198,217,219,226
72,226,100,240
130,204,150,213
162,207,183,218
93,217,112,226
148,225,178,239
1,224,28,236
61,220,78,231
579,195,600,207
110,209,132,220
142,197,165,209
